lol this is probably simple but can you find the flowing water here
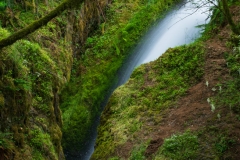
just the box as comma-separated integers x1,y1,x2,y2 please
66,0,212,159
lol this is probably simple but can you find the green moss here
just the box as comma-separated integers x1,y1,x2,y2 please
0,0,85,49
32,149,45,160
0,132,13,150
0,0,73,158
93,42,205,159
61,0,181,153
0,27,10,40
29,127,58,159
212,37,240,113
156,131,199,160
129,143,149,160
92,5,239,159
196,126,237,159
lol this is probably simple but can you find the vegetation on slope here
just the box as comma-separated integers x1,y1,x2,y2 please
0,0,238,159
0,0,115,158
93,1,240,160
92,42,205,159
60,0,181,154
0,0,73,159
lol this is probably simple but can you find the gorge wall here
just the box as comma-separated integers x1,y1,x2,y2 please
0,0,109,159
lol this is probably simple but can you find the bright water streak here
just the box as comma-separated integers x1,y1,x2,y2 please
117,0,211,87
141,2,209,63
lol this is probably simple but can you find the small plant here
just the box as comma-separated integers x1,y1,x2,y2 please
207,97,211,103
217,113,221,120
213,38,240,113
0,28,9,40
0,132,12,149
207,97,216,112
129,143,147,160
160,130,199,160
0,1,6,11
214,80,240,113
211,103,216,112
32,149,44,160
14,78,31,91
29,128,57,159
215,135,235,156
109,157,120,160
236,115,240,121
206,80,209,87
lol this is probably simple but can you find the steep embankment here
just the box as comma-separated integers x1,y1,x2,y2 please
0,0,107,159
60,0,180,155
0,1,73,159
92,3,240,160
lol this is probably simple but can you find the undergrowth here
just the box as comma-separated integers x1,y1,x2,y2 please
60,0,181,153
92,42,205,159
213,35,240,114
156,130,199,160
93,1,240,159
129,143,149,160
0,0,71,159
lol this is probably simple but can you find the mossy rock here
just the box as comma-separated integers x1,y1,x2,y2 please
0,28,9,40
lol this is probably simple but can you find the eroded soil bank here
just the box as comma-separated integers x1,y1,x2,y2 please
92,4,240,160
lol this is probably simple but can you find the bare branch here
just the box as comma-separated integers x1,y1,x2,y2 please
168,1,211,30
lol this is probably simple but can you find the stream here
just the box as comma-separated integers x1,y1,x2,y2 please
66,0,212,159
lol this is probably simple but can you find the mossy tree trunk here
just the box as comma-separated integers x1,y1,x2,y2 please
0,0,84,49
192,0,239,34
221,0,239,34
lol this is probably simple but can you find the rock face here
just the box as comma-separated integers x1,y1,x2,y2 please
0,0,109,159
0,29,69,160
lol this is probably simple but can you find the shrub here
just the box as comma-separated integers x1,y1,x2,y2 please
160,131,199,160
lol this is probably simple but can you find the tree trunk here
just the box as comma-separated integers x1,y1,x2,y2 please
221,0,239,34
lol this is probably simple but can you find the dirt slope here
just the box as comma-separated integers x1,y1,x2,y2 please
145,8,240,159
93,5,240,160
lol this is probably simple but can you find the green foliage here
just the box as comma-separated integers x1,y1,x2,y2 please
215,80,240,113
197,126,237,159
93,42,205,159
129,143,148,160
131,43,204,110
0,132,12,149
30,129,47,149
14,78,31,91
109,157,121,160
0,1,6,11
29,127,57,159
32,149,45,160
213,37,240,113
215,135,235,154
62,104,91,150
226,38,240,77
210,5,225,27
0,0,72,159
0,0,84,49
0,27,10,40
61,0,181,154
236,115,240,121
6,40,57,113
159,131,199,160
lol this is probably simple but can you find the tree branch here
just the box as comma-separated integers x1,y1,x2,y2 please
0,0,84,49
168,1,210,30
